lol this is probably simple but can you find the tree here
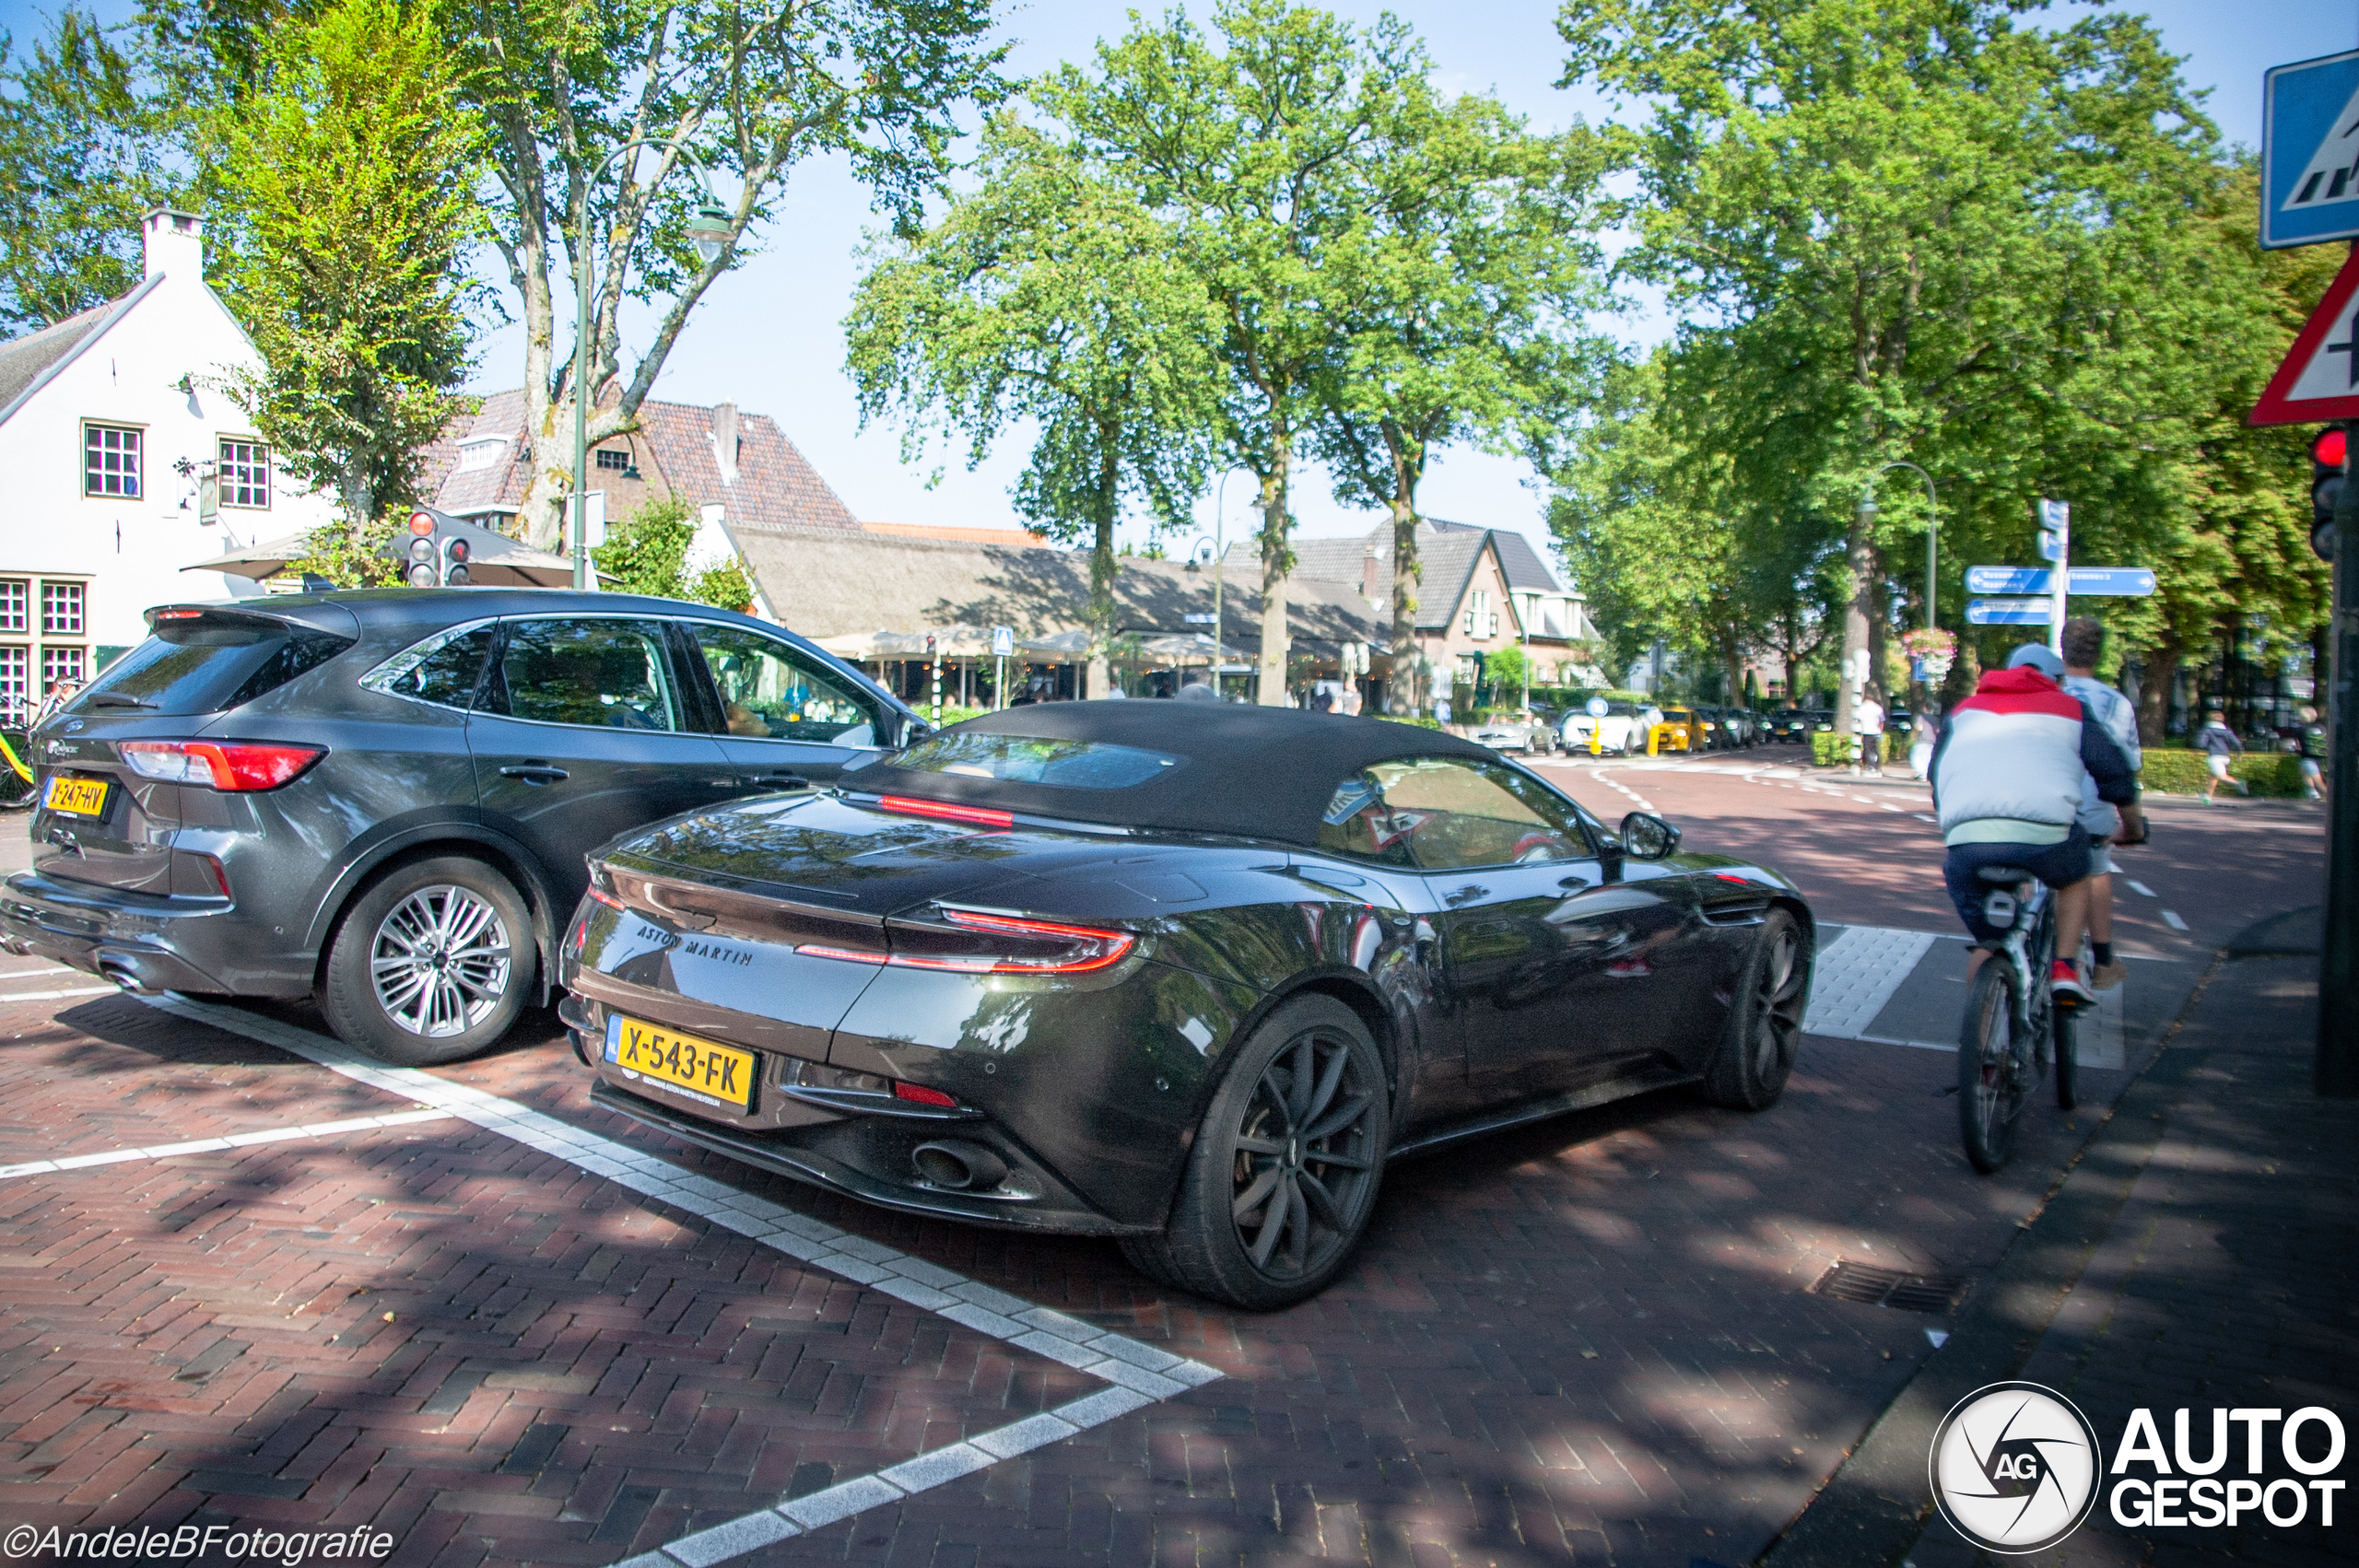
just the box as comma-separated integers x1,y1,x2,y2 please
847,114,1220,697
593,492,757,607
211,0,479,570
1311,88,1610,712
1559,0,2255,731
0,6,183,331
1041,0,1427,704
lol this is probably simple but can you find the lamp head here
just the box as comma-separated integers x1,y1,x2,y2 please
687,198,733,265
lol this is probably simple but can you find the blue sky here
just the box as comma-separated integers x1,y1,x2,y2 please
17,0,2357,568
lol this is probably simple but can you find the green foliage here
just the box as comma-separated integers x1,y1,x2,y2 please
0,6,185,330
1812,731,1897,768
1378,714,1445,731
1554,0,2329,730
849,113,1220,659
288,512,402,589
593,496,698,599
594,494,756,608
1483,643,1530,695
211,0,478,533
2137,748,2303,798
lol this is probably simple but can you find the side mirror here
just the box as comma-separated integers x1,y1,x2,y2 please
1619,812,1681,860
897,716,933,749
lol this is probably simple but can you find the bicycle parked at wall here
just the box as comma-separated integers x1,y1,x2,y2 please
1956,863,2081,1172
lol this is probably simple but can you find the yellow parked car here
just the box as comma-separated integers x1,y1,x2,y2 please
1649,708,1701,754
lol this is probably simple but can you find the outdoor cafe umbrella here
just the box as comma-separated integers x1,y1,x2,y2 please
181,519,577,588
1133,631,1241,665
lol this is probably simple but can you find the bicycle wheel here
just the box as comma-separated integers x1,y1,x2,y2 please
2053,999,2079,1111
0,732,36,811
1959,958,2025,1174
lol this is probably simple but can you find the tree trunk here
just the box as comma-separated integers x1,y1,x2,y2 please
1255,440,1292,707
1388,497,1420,716
2136,634,2182,746
1086,441,1118,699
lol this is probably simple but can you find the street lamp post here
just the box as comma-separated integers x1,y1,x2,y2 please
569,141,735,591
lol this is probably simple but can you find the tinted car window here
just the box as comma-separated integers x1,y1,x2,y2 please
367,623,495,711
1321,756,1590,871
490,619,679,731
693,626,874,745
70,611,353,718
892,731,1180,789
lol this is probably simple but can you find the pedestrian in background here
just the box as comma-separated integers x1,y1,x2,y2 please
2298,703,2329,802
1852,685,1885,776
2196,708,2246,803
1434,692,1452,728
2060,618,2140,989
1909,703,1941,780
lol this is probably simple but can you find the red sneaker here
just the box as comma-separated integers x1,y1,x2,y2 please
2051,958,2094,1004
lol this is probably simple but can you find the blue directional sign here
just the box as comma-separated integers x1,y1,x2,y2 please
2263,48,2359,248
1967,597,2056,626
1965,567,2157,597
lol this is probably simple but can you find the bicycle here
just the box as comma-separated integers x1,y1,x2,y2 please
1956,864,2081,1172
0,724,36,811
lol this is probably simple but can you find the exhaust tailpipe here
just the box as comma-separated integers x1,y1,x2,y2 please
911,1141,1006,1192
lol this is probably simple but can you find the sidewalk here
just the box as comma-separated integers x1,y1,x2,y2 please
1766,911,2355,1566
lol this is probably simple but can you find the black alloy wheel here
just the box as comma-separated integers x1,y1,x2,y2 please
1121,995,1390,1310
1701,909,1809,1109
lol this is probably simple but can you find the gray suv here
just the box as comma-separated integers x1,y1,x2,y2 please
1,589,924,1064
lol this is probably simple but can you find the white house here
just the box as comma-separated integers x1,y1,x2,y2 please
0,209,335,716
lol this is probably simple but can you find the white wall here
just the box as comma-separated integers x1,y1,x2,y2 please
0,225,336,667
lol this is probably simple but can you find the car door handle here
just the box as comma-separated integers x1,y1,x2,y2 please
499,764,569,784
1444,883,1489,906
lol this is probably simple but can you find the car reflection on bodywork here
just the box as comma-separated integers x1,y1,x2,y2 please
559,705,1815,1308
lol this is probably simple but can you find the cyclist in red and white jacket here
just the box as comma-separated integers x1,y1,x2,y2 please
1928,644,2144,1000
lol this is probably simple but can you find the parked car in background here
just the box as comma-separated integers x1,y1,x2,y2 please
1767,708,1810,743
1471,714,1554,755
1649,707,1702,754
1561,698,1646,755
563,703,1815,1308
0,590,924,1065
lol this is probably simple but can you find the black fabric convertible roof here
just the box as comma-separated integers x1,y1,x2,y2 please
855,702,1501,847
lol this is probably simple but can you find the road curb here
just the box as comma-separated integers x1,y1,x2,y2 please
1754,946,2234,1568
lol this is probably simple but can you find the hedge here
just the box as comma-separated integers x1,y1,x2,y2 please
2135,748,2306,798
1811,731,1898,767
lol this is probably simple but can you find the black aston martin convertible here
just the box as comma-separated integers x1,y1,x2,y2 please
557,703,1813,1308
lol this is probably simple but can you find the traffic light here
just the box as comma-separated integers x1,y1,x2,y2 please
404,511,440,588
440,534,471,587
2312,425,2344,562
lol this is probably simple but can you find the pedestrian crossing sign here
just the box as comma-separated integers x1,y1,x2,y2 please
2264,47,2359,248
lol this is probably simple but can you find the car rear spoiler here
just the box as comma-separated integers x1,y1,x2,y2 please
144,600,363,639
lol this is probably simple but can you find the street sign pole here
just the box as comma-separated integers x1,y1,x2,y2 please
2322,418,2359,1096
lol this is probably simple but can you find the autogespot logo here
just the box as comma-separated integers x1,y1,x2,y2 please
1930,1382,2103,1553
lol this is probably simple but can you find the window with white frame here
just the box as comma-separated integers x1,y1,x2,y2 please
0,646,25,720
41,644,84,689
0,579,24,635
218,439,271,508
1462,589,1496,639
83,423,142,497
41,581,83,637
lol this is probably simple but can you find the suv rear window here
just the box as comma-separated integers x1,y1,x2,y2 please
69,611,355,718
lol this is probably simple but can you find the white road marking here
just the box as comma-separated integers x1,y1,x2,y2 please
1913,813,1937,823
1878,802,1904,813
1803,926,1938,1039
2126,880,2156,897
0,1109,456,1180
2161,909,2189,931
0,986,122,1002
139,993,1221,1567
0,962,75,978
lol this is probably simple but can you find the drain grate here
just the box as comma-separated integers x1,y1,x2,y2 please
1811,1259,1970,1315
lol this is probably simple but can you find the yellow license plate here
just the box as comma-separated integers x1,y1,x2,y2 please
43,777,108,817
604,1013,757,1108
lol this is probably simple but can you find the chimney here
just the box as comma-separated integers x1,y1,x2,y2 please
711,402,739,486
141,208,205,281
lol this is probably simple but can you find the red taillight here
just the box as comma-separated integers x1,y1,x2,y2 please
876,795,1015,829
796,908,1133,977
892,1082,958,1108
938,908,1134,973
587,886,627,912
118,741,324,791
153,608,204,621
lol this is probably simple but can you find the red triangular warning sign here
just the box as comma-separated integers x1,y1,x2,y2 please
2252,247,2359,425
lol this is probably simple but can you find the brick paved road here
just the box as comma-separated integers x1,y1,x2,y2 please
0,761,2324,1566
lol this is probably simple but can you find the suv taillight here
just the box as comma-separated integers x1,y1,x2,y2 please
119,741,325,791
